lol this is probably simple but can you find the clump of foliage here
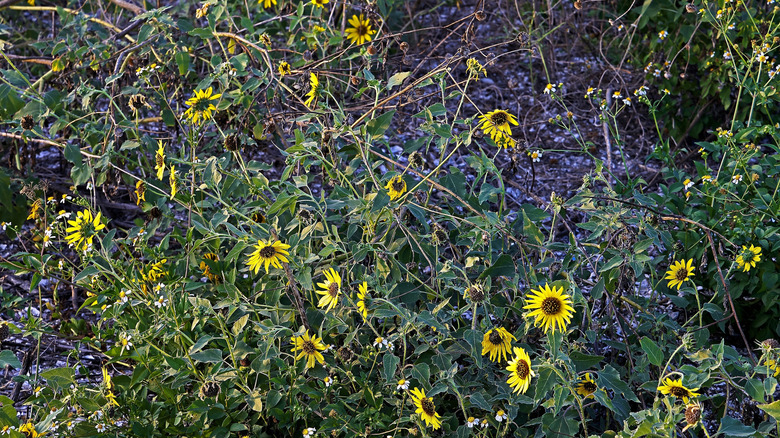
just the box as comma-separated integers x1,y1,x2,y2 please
1,0,780,437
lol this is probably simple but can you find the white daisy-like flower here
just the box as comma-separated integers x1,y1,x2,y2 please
544,83,556,94
612,91,622,99
732,174,742,184
154,296,168,308
623,97,632,106
373,336,389,349
529,150,542,163
303,427,316,438
96,423,106,432
480,418,489,428
495,409,507,422
658,30,668,40
323,376,332,387
397,379,409,390
684,179,694,190
466,417,479,428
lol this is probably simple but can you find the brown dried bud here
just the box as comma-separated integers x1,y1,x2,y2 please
21,115,34,130
399,41,409,52
762,339,780,349
466,285,485,302
367,45,377,56
408,151,424,168
350,76,360,86
574,0,582,9
303,50,313,61
684,403,701,427
128,94,147,112
224,134,240,152
239,357,250,367
685,3,696,12
475,10,486,20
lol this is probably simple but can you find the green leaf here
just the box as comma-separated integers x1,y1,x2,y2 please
411,363,430,388
717,416,757,436
464,329,483,369
382,353,400,383
639,337,664,367
190,349,223,363
758,400,780,421
598,365,639,402
468,391,491,411
480,254,515,279
387,71,410,90
365,110,395,140
247,390,263,412
534,366,559,400
232,314,249,336
40,367,75,390
523,210,544,246
745,378,765,403
569,351,604,372
0,350,21,369
64,143,83,166
175,51,191,76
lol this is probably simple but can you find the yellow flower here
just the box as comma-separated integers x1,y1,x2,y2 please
410,387,442,430
246,239,291,274
142,259,167,283
664,259,694,290
169,169,178,198
385,175,407,200
345,14,375,45
575,373,597,398
103,367,119,407
259,0,276,8
291,330,328,369
18,421,40,438
155,140,166,180
278,61,291,77
657,377,700,403
736,244,761,272
135,180,146,206
466,58,486,79
27,199,42,221
506,346,535,394
304,73,320,108
477,109,519,148
200,252,220,283
195,3,209,18
311,0,329,7
356,281,369,319
765,359,780,377
523,283,575,334
481,327,516,362
316,268,341,312
184,87,221,125
65,209,106,251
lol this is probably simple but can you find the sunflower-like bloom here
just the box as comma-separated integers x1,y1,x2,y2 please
385,175,407,201
345,14,375,46
736,244,761,272
682,401,702,432
291,331,328,369
135,180,146,206
27,199,42,221
65,209,106,251
575,373,597,398
246,239,291,274
278,61,291,77
765,358,780,377
477,109,518,148
259,0,276,8
200,252,220,283
410,387,442,430
356,281,369,319
506,346,535,394
657,377,700,403
316,268,341,312
184,87,221,125
304,73,320,108
154,140,166,180
664,259,695,290
481,327,516,362
311,0,329,7
142,259,167,283
523,283,575,334
18,422,40,438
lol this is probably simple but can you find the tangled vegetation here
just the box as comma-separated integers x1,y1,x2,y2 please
1,0,780,436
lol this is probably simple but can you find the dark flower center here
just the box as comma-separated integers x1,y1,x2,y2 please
328,282,339,297
259,245,277,258
675,268,689,281
357,25,368,36
433,229,447,244
582,381,597,392
669,386,689,398
516,359,530,379
392,179,405,192
490,111,508,126
156,152,164,167
420,397,436,415
302,339,316,354
541,297,562,315
489,330,503,345
685,405,701,424
468,287,484,302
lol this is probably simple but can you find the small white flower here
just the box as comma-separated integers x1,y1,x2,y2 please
529,150,542,163
495,409,507,422
86,182,93,191
397,379,409,390
467,417,479,428
658,30,668,40
622,97,632,106
732,174,742,184
633,86,648,96
323,376,332,387
653,69,661,77
480,418,489,428
612,91,622,99
543,83,556,94
303,427,316,438
33,386,43,396
373,336,388,349
154,296,168,308
119,289,131,304
728,23,735,30
95,423,106,433
684,179,694,190
724,52,732,60
0,221,7,231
